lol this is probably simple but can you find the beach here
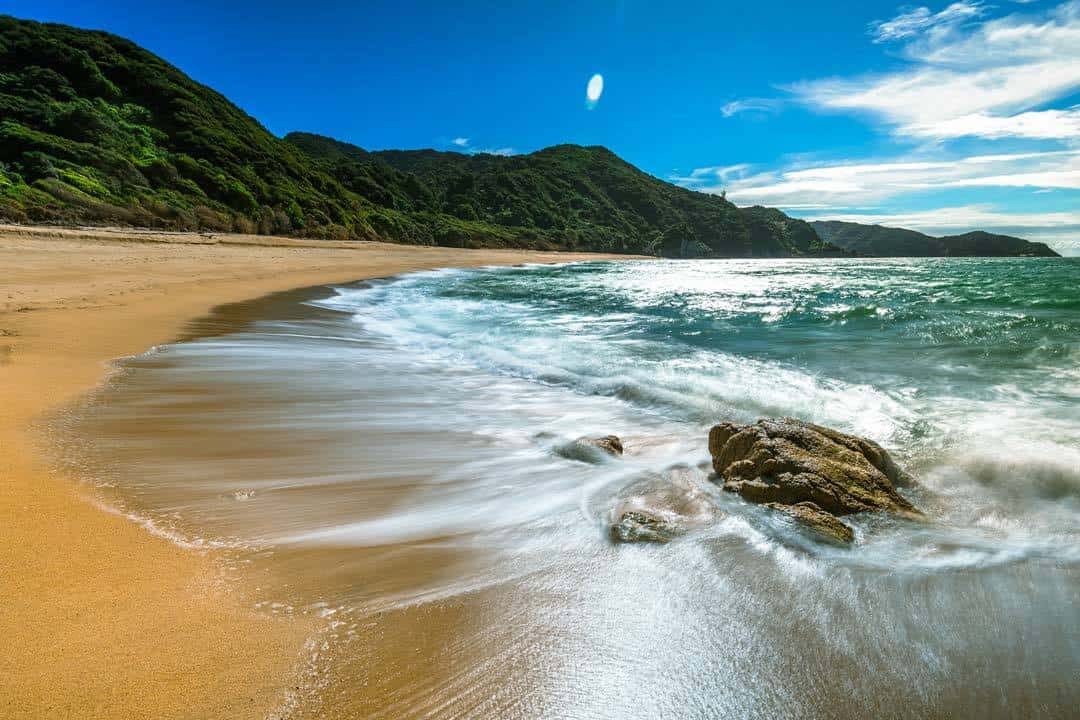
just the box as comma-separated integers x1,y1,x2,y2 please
4,231,1077,719
0,225,625,720
3,5,1076,718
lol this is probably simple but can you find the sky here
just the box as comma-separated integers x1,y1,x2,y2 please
6,0,1079,253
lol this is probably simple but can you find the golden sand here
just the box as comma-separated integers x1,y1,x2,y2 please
0,225,630,719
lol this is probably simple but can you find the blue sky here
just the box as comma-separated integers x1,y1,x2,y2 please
7,0,1079,253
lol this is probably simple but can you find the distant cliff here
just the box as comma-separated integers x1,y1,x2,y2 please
811,221,1060,258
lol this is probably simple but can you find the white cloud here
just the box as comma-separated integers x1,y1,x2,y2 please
902,108,1080,139
720,98,782,117
678,150,1080,207
792,1,1080,140
669,163,752,185
870,2,986,42
451,137,470,147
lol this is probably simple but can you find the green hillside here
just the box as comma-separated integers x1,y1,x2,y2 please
0,15,373,236
287,132,842,256
0,15,841,257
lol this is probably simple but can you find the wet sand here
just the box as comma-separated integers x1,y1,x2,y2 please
0,225,631,719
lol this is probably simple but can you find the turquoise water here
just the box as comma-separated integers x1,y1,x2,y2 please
331,257,1080,509
70,257,1080,718
407,258,1080,416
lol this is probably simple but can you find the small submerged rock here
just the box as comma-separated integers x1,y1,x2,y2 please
607,468,716,544
584,435,624,456
708,417,921,544
555,434,624,463
609,511,681,544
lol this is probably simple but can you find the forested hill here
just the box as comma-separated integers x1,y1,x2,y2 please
285,132,841,257
0,15,363,236
811,221,1060,257
0,15,840,257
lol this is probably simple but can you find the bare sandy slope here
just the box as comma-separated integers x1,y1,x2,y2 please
0,225,635,719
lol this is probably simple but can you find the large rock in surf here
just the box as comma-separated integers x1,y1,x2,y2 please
708,418,920,542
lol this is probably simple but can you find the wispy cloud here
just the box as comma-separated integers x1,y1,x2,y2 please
678,150,1080,207
720,98,783,118
793,1,1080,140
870,1,986,42
451,137,470,147
902,108,1080,140
669,163,751,185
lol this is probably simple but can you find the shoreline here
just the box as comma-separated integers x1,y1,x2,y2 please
0,226,638,719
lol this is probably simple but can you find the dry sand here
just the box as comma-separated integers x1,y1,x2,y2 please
0,224,634,719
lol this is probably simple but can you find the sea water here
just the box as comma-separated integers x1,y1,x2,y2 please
64,258,1080,718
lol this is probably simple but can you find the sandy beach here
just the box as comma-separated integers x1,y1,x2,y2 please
3,5,1075,717
0,224,627,720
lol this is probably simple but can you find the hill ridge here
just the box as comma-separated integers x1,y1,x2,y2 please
811,220,1059,257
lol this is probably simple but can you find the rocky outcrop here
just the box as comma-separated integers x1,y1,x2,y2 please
708,418,920,542
764,502,854,545
607,468,716,544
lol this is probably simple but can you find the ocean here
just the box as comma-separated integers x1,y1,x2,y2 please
62,257,1080,718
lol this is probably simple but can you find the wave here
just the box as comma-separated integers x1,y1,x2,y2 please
303,261,1080,571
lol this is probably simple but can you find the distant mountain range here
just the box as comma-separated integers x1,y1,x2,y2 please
0,16,1060,259
811,221,1059,258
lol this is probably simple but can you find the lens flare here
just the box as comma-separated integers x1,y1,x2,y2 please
586,73,604,108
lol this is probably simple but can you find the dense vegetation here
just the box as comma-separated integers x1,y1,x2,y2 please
810,221,1060,258
287,132,842,256
0,15,374,237
0,15,842,257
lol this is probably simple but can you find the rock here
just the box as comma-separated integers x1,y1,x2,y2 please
607,468,716,544
709,418,920,518
583,435,624,456
609,511,681,543
765,501,854,545
555,435,623,463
